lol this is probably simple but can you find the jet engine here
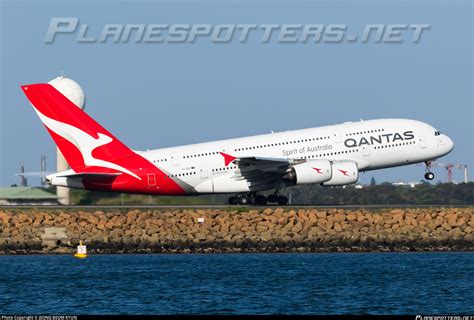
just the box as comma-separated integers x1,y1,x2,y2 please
322,160,359,186
285,160,332,185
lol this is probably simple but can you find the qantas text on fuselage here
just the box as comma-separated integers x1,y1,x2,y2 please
21,82,454,205
344,131,415,148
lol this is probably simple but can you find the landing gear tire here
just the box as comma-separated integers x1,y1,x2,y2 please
424,161,435,181
424,172,435,180
277,196,288,205
256,195,268,206
229,194,270,206
238,196,248,205
228,196,239,205
247,193,257,205
268,194,278,203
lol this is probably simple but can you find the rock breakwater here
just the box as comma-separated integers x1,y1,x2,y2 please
0,207,472,254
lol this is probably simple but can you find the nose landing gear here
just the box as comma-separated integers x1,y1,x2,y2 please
424,161,435,180
424,172,435,180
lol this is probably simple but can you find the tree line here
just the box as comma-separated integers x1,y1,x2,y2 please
287,182,474,205
66,182,474,205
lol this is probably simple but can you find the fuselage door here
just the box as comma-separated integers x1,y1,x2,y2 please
419,136,427,149
333,130,343,143
362,145,370,157
147,173,156,187
170,153,180,166
221,145,232,154
200,166,209,179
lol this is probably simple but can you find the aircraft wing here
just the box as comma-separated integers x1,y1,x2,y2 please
236,156,290,166
220,152,290,167
220,152,292,189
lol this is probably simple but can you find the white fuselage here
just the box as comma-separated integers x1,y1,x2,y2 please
137,119,454,194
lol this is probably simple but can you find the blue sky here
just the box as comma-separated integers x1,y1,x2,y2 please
0,0,472,187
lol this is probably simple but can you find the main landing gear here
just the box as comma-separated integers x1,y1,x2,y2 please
228,192,288,206
424,161,435,180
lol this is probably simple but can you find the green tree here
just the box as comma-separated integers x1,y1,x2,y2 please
370,177,377,186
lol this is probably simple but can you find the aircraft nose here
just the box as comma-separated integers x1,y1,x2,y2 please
442,135,454,153
446,135,454,152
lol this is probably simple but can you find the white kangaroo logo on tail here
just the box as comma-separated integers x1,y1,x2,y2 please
33,106,141,180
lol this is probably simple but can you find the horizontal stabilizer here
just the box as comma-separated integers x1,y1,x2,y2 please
14,171,54,177
46,171,122,189
55,172,122,179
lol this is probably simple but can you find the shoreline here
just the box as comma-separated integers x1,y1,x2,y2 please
1,249,473,255
1,207,473,254
1,247,473,255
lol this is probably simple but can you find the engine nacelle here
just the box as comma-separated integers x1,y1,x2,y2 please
285,160,332,185
322,160,359,186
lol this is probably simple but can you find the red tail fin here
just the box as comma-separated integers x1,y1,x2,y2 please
21,83,140,179
21,83,186,195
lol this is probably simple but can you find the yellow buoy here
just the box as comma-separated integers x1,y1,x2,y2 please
74,240,88,259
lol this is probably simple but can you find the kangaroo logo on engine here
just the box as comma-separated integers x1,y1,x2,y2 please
344,131,414,148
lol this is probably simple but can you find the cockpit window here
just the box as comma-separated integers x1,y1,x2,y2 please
434,131,441,136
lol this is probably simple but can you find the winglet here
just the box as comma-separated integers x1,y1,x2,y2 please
219,152,236,166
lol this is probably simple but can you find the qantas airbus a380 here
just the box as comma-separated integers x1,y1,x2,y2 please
21,82,454,205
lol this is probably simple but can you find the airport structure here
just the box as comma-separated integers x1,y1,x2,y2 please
429,162,469,184
46,77,85,205
0,187,57,205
